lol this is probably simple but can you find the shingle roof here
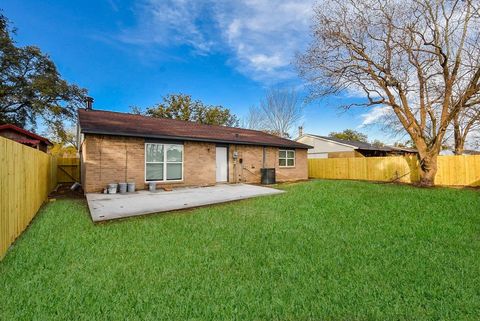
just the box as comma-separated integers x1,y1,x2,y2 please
305,134,418,153
78,109,311,149
307,134,393,151
0,124,52,145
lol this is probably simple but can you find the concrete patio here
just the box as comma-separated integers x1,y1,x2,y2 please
86,184,285,222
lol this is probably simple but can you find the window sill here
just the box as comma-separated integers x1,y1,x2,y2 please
145,180,184,183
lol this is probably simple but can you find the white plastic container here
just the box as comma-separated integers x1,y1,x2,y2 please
148,182,156,192
107,183,118,194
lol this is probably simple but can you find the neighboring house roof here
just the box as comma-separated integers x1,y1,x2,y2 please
78,109,311,149
0,124,52,146
390,146,418,153
464,149,480,155
298,134,417,153
440,149,480,155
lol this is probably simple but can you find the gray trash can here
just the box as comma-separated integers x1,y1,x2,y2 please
127,182,136,193
118,182,127,193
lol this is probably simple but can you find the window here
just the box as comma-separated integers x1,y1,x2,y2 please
279,149,295,167
145,143,183,181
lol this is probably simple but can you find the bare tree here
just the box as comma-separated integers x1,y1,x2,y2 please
452,105,480,154
249,88,303,138
242,105,265,130
298,0,480,186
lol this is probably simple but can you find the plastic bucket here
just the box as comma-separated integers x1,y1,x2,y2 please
107,183,118,194
148,182,156,192
127,182,135,193
118,182,127,193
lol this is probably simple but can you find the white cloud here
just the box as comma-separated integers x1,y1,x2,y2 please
118,0,216,54
358,106,391,128
118,0,314,82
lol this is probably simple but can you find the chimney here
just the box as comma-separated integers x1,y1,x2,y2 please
85,96,94,110
298,126,304,137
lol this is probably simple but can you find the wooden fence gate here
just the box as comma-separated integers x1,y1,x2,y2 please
57,157,80,183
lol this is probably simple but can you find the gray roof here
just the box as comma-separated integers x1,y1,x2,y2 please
305,134,417,153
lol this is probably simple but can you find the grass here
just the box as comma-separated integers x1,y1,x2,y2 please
0,180,479,321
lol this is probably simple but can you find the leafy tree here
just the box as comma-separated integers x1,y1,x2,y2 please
46,125,77,149
371,139,385,147
329,129,368,143
49,143,77,157
393,142,407,148
137,94,239,127
194,103,239,127
0,13,87,139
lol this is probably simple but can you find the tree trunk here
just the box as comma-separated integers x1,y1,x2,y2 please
454,139,465,155
453,115,465,155
417,153,438,187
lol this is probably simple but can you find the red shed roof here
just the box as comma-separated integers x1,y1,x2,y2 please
0,124,52,145
78,109,311,149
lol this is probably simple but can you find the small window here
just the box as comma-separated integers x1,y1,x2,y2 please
279,149,295,167
145,143,183,181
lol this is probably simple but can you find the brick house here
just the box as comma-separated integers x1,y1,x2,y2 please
77,109,311,193
0,124,52,153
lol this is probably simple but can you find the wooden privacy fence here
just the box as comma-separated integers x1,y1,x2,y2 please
0,137,57,259
308,155,480,187
57,157,80,183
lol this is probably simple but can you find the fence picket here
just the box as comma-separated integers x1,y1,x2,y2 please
0,137,57,259
308,155,480,187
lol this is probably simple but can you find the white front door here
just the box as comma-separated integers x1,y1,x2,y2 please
215,146,228,182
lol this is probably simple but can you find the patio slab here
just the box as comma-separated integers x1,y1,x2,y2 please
86,184,284,222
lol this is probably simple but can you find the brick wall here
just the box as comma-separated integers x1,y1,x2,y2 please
81,134,308,192
81,135,216,192
81,135,145,193
228,145,308,184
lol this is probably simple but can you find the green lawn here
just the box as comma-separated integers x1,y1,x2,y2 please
1,180,479,321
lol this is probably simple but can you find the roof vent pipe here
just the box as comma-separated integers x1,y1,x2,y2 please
298,126,303,137
85,96,94,110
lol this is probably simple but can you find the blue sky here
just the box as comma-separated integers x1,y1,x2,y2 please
2,0,395,141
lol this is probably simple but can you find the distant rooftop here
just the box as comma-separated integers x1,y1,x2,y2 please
301,134,417,153
0,124,52,145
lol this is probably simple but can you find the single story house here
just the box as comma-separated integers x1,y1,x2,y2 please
0,124,52,152
77,108,311,193
440,149,480,156
295,133,417,158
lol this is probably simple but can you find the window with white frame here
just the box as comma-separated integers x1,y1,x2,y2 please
279,149,295,167
145,143,183,181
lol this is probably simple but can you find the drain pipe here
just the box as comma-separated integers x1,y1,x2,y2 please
262,146,266,168
233,145,238,183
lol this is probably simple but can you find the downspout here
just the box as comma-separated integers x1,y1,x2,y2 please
124,137,128,182
262,146,266,168
233,145,238,183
